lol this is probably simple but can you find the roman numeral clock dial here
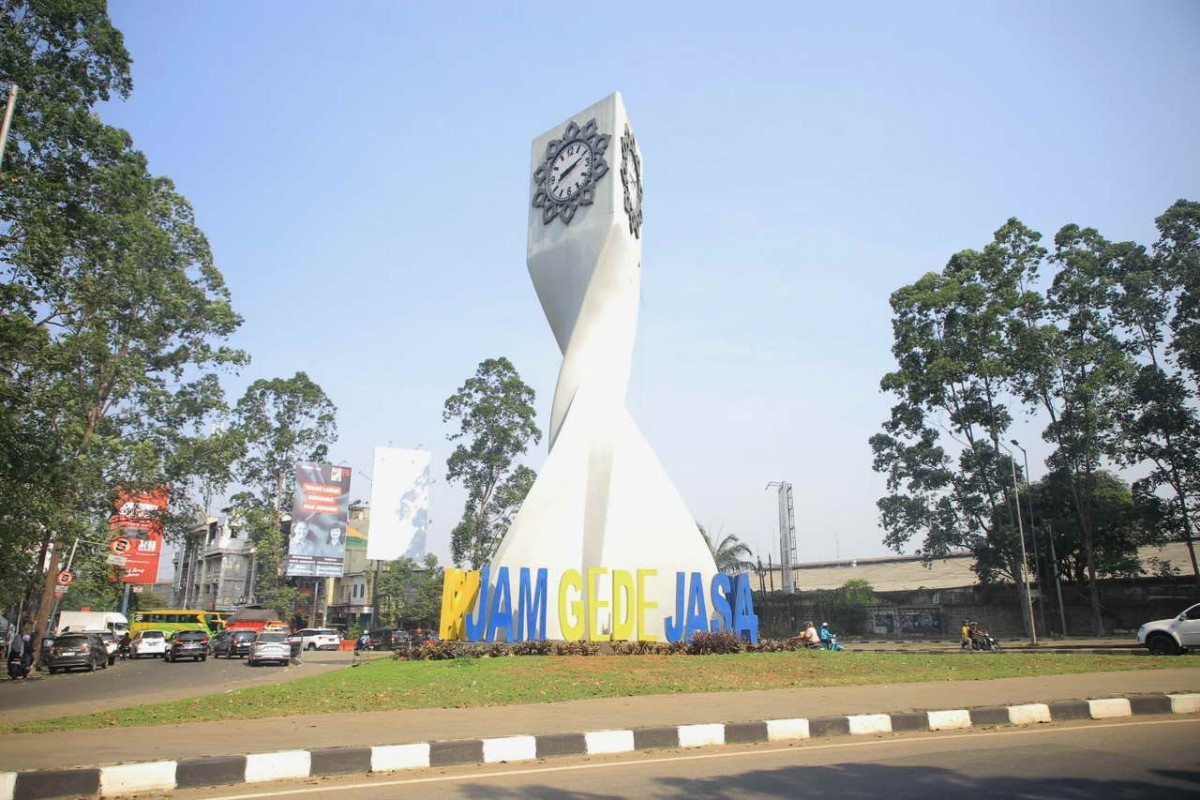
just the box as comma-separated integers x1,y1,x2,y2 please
532,118,610,224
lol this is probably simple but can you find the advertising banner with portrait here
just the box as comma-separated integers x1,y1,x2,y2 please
285,463,352,578
109,487,168,584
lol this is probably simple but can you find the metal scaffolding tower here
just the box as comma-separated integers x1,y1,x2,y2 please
766,481,798,593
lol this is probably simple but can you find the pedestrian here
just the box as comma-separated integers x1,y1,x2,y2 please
960,619,972,650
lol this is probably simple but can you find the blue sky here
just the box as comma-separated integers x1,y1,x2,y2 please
103,1,1200,569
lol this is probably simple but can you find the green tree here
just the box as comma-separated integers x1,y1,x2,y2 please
1008,225,1137,633
699,525,753,574
870,220,1043,637
1015,470,1160,583
228,373,337,604
1105,200,1200,582
443,358,541,568
375,554,442,628
2,3,244,655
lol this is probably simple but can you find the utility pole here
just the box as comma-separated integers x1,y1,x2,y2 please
765,482,798,593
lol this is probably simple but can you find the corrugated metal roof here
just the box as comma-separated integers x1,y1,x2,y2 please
753,540,1199,592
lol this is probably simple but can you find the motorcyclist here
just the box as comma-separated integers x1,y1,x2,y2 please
819,622,844,651
8,634,32,678
118,631,132,660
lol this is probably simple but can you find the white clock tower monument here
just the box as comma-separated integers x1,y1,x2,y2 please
489,92,718,640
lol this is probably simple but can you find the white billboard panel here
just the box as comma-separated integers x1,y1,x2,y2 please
366,447,431,561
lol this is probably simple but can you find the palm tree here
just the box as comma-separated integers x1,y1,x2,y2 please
699,525,754,574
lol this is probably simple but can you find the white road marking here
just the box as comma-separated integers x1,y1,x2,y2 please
191,717,1200,800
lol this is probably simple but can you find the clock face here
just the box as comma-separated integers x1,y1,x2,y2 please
548,142,595,202
532,118,610,225
620,125,643,238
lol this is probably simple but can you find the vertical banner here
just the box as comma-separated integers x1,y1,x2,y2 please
109,487,168,584
366,447,431,561
285,463,352,578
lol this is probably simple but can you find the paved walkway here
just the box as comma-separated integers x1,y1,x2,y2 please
1,666,1197,772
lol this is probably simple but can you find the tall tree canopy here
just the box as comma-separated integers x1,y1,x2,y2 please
443,357,540,568
228,372,338,605
2,2,247,647
873,201,1200,635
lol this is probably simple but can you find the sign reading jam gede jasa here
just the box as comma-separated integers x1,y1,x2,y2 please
439,567,759,643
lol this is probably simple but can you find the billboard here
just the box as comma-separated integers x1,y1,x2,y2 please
285,463,352,578
366,447,430,561
109,487,168,584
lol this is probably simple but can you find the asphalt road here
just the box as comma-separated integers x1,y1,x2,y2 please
0,648,371,723
173,717,1200,799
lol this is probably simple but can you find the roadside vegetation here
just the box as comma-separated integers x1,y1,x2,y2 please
5,651,1194,735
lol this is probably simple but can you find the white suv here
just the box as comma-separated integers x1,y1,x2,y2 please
1137,602,1200,655
287,628,341,652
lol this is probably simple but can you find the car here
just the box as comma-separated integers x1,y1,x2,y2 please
129,630,167,659
247,632,291,666
366,628,409,651
1138,602,1200,655
45,633,108,674
165,630,209,662
97,630,119,665
213,630,256,659
287,628,341,652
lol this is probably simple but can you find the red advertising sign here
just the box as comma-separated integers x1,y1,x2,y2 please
109,487,168,584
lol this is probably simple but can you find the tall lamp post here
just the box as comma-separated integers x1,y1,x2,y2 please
999,441,1037,644
1010,439,1048,637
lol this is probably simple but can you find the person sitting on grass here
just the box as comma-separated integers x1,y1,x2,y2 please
803,620,821,648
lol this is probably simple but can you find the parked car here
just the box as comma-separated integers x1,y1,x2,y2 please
247,632,291,666
97,630,119,665
129,630,167,659
1138,602,1200,655
45,632,108,674
165,630,209,662
287,628,341,652
366,628,409,651
213,630,256,659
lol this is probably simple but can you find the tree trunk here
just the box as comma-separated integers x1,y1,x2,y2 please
30,541,62,666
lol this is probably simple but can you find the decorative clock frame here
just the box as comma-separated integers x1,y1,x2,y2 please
531,118,610,225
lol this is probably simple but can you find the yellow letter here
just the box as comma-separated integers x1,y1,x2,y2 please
587,567,609,641
439,569,481,641
611,570,634,641
636,569,658,642
558,569,584,640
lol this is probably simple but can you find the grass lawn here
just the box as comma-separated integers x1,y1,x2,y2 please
5,651,1194,734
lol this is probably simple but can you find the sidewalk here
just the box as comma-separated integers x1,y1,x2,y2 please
1,666,1197,773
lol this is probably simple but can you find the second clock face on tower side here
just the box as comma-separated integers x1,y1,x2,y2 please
620,124,643,239
532,118,610,225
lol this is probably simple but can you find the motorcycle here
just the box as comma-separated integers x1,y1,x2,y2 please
7,653,30,680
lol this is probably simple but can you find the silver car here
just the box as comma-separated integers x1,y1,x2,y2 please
247,632,291,666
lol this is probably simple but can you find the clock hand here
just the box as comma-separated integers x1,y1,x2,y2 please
559,157,583,180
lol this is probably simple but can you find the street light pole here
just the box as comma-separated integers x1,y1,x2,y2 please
999,441,1037,644
1011,439,1048,637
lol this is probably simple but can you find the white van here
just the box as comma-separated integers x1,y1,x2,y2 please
54,611,129,636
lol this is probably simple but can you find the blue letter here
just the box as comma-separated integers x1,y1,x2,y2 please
709,573,733,632
464,565,491,642
664,572,686,642
516,567,548,641
685,572,708,639
486,567,515,642
732,573,759,644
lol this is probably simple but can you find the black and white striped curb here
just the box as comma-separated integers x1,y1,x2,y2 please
2,693,1196,800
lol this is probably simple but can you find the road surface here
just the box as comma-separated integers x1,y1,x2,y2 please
172,716,1200,799
0,648,370,723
